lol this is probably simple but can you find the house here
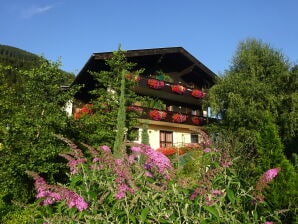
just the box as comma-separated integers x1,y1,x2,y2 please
72,47,217,149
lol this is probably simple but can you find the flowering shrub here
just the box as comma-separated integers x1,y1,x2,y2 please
191,89,205,98
24,134,282,223
157,144,202,156
156,147,177,156
149,109,167,120
171,84,186,94
74,104,93,119
147,79,165,89
253,167,281,202
172,113,187,123
192,116,203,125
26,171,88,211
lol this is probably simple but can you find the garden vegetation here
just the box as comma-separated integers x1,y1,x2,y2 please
0,40,297,223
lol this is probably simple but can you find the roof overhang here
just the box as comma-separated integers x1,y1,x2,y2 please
73,47,217,102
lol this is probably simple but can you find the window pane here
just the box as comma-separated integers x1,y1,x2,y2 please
191,134,198,143
160,130,173,148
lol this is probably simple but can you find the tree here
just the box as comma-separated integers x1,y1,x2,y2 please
207,38,298,222
0,60,74,204
208,38,297,157
73,48,145,154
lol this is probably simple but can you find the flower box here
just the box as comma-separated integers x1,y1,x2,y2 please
191,89,205,98
192,116,202,125
147,79,165,89
149,110,167,120
172,113,187,123
127,106,143,114
171,85,186,94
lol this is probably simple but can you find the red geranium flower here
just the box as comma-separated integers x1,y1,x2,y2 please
192,116,202,125
149,110,167,120
172,113,187,123
171,85,186,94
147,79,165,89
191,89,205,98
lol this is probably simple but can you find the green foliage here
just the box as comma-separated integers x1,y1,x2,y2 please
141,122,149,145
208,38,297,156
26,140,281,223
207,38,298,223
0,44,41,70
0,202,42,224
255,114,298,222
0,45,75,86
113,70,127,157
73,48,145,149
0,61,75,205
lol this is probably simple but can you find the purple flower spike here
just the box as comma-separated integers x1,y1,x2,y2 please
263,168,280,182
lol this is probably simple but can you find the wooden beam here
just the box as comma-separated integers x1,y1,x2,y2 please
178,64,195,77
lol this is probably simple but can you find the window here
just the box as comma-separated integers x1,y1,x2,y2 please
160,130,173,147
191,133,199,143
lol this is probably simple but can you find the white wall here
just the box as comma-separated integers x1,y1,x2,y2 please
137,126,195,150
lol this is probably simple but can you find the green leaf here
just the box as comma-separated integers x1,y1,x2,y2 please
69,175,82,188
203,205,219,219
140,207,149,223
87,191,97,200
129,214,136,224
226,188,235,204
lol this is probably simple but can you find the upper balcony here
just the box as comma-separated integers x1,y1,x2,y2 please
73,47,216,103
133,75,207,105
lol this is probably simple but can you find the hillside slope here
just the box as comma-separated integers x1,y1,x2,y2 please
0,44,74,85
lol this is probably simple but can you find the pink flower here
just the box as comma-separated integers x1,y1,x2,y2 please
221,161,233,167
129,144,173,179
145,171,154,177
211,189,224,196
59,154,87,175
263,168,280,182
131,146,142,153
203,148,211,153
255,167,281,199
128,154,137,164
92,157,101,163
265,222,273,224
115,159,123,165
190,191,199,200
101,145,111,153
27,171,88,211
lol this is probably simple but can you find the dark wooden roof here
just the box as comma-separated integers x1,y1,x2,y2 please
73,47,217,101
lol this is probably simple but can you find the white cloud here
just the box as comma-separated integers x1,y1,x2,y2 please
21,4,55,18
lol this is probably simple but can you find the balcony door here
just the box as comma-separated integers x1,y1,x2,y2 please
160,130,173,147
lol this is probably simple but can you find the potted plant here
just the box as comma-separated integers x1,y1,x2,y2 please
172,113,187,123
149,110,167,120
147,79,165,89
171,84,186,94
191,89,205,98
191,116,202,125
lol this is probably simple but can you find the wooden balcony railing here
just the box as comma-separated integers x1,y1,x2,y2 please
134,76,206,100
127,106,207,126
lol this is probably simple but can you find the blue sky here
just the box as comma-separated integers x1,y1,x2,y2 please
1,0,297,75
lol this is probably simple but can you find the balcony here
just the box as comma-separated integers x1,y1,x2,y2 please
128,106,208,127
133,76,206,105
